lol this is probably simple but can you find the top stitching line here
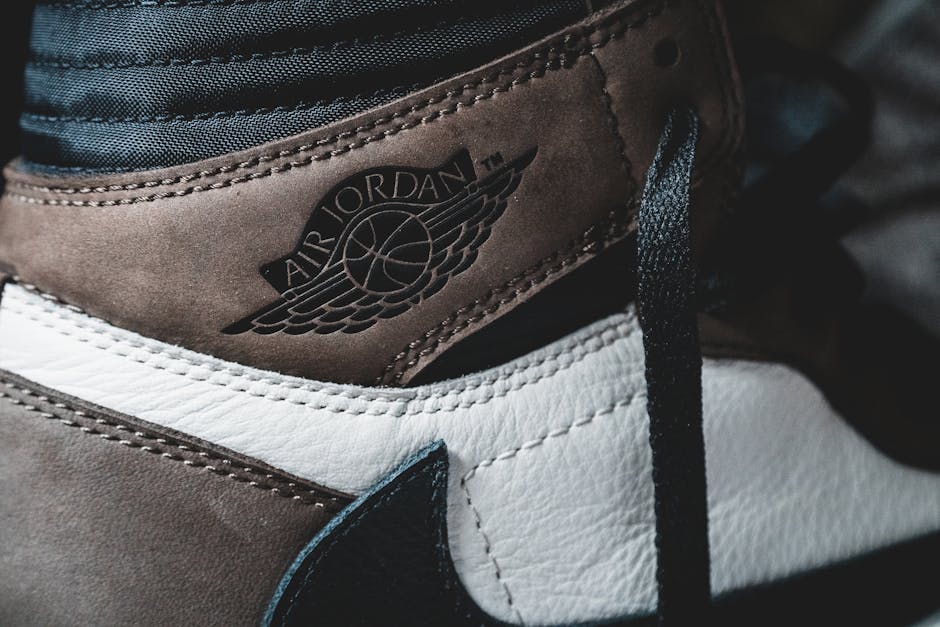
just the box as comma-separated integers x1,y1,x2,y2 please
462,394,644,483
3,288,639,414
458,392,646,623
460,477,524,622
20,86,419,124
29,18,468,69
588,52,634,184
7,300,638,416
5,284,636,403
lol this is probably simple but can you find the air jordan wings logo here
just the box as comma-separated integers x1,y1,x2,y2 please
224,147,537,336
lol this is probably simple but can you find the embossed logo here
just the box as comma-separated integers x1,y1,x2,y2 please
224,147,537,335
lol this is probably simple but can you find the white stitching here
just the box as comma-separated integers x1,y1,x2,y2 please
5,300,634,415
2,285,640,415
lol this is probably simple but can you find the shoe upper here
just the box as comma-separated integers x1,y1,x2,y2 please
0,0,742,386
1,1,939,626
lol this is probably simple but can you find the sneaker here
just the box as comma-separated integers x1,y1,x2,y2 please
0,0,938,625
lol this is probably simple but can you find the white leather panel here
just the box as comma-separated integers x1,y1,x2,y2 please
0,284,651,624
1,284,939,624
704,359,940,595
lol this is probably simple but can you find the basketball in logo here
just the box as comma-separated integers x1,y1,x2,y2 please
343,209,433,294
223,146,537,336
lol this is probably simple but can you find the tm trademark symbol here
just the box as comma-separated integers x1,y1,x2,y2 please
480,152,504,172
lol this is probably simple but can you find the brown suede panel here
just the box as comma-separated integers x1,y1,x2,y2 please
0,0,743,385
0,371,350,627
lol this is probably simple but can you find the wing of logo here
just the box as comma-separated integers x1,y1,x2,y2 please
224,147,537,336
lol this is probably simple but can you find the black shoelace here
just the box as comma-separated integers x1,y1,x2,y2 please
635,40,874,626
636,108,710,625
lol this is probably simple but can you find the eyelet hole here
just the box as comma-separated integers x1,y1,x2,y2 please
654,38,681,68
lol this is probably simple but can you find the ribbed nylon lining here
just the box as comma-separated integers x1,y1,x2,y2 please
24,0,587,172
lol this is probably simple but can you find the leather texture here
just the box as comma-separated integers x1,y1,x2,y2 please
3,282,939,625
699,267,940,471
265,442,505,627
0,367,349,627
270,442,940,627
0,0,743,386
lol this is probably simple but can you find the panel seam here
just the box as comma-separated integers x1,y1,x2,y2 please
28,18,467,69
588,51,635,189
378,208,634,384
378,0,741,384
0,377,344,508
10,280,635,401
459,393,645,623
460,477,525,624
462,394,644,483
2,287,641,415
20,86,419,124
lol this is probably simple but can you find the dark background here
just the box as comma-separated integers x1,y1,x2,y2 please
1,3,32,168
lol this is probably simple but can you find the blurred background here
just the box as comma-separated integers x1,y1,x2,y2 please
727,0,940,340
0,0,936,336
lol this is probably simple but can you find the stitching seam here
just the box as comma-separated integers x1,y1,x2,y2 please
390,52,642,385
459,394,644,623
589,52,634,184
6,1,669,200
11,280,634,402
461,478,524,623
41,0,379,9
3,290,639,415
462,395,643,483
379,208,632,384
20,86,419,124
377,0,740,384
0,378,342,508
29,18,466,69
